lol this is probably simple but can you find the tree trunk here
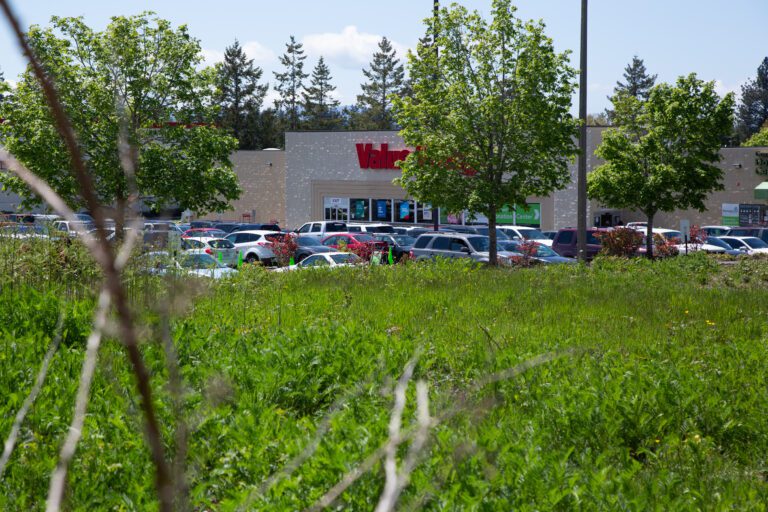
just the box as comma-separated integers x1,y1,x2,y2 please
488,203,497,266
115,195,127,243
645,213,654,260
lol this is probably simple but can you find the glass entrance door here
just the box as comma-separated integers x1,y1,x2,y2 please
323,197,349,221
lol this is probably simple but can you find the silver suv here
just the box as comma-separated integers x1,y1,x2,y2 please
410,233,517,263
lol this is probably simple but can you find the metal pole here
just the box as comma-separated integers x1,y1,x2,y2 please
577,0,588,262
431,0,440,231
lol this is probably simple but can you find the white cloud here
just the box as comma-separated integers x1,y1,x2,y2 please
201,48,224,67
713,79,742,98
302,26,408,68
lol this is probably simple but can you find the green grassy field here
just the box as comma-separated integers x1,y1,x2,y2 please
2,255,768,510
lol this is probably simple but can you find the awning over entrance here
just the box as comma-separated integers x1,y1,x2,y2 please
755,182,768,200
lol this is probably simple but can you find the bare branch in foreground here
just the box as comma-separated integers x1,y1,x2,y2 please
375,359,417,512
0,313,65,479
307,348,579,511
46,287,111,512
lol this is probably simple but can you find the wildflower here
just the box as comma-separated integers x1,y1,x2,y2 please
655,439,660,443
693,434,701,444
684,310,689,314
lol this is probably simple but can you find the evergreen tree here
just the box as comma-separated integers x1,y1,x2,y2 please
273,35,308,131
217,39,268,149
735,57,768,143
302,57,341,129
606,56,657,123
356,37,405,130
255,107,284,148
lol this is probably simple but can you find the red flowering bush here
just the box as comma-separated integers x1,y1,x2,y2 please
595,227,643,257
348,243,374,261
268,235,298,266
687,225,707,251
653,233,679,258
508,240,541,267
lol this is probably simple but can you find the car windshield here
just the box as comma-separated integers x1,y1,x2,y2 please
519,229,547,240
326,223,346,232
392,235,416,245
366,225,395,233
501,242,557,257
178,253,225,269
466,236,491,252
587,232,602,245
331,253,361,264
705,237,731,250
743,237,768,249
208,239,234,249
660,231,683,241
354,234,376,242
476,227,510,239
187,229,227,238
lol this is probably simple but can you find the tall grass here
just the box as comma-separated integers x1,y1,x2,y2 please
1,253,768,509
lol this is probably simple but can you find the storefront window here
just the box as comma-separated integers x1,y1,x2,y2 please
417,202,435,224
373,199,393,222
395,200,415,223
350,198,370,221
323,197,349,221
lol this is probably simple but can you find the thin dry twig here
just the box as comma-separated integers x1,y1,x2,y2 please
0,3,173,509
375,358,417,512
0,313,65,479
46,287,111,512
307,348,579,511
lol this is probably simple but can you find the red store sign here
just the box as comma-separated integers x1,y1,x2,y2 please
356,143,411,170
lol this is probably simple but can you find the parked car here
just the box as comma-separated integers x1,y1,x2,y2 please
705,236,744,256
231,223,282,233
373,234,417,262
551,228,605,259
410,233,517,264
625,221,648,229
0,224,50,239
274,252,363,272
725,227,768,243
190,220,214,229
182,228,228,239
542,230,558,240
212,222,244,234
53,220,95,237
473,227,512,240
293,236,334,262
500,240,577,264
701,225,732,237
296,221,347,239
346,223,396,234
718,236,768,255
393,226,432,237
497,226,553,246
320,233,388,259
224,230,279,265
182,237,238,267
140,250,236,279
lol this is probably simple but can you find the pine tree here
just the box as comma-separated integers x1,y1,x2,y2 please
217,40,268,149
735,57,768,143
302,57,341,130
273,35,308,131
356,37,405,130
606,56,657,123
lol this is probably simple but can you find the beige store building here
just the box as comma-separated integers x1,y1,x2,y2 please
214,129,768,232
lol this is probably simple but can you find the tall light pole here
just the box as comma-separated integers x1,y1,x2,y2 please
576,0,588,262
431,0,440,231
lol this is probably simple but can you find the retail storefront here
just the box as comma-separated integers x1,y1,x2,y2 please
284,130,553,230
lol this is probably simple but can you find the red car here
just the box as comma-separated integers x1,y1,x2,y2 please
320,233,388,260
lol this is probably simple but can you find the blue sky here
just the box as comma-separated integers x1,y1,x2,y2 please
0,0,765,114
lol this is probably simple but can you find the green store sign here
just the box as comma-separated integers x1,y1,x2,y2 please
498,203,541,226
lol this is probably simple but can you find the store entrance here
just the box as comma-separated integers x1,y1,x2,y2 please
323,197,349,221
594,211,622,227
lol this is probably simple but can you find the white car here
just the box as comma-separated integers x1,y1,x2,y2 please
225,230,279,265
497,226,553,247
181,237,239,267
346,223,396,234
274,251,362,272
141,250,237,279
718,236,768,255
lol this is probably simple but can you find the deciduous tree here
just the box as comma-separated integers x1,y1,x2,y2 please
0,13,239,230
588,74,734,258
393,0,579,265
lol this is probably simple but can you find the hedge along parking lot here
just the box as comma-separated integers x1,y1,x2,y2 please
1,253,768,509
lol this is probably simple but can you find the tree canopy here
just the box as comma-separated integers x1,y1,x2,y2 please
0,12,239,222
393,0,579,264
742,126,768,147
355,37,405,130
216,39,268,150
605,56,656,124
735,57,768,143
302,57,341,130
588,74,734,257
273,35,308,132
